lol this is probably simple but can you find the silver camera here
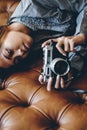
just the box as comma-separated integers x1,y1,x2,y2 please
42,40,70,82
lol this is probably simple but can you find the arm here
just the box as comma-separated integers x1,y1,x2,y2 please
39,5,87,90
42,5,87,56
74,5,87,39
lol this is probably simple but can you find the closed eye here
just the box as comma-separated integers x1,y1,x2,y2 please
6,49,14,56
23,43,30,51
20,43,29,54
3,49,14,60
3,53,11,60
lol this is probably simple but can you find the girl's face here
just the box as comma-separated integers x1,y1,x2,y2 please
0,31,33,68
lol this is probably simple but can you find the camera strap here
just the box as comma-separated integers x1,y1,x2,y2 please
68,88,87,94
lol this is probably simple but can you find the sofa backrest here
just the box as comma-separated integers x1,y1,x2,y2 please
0,0,20,25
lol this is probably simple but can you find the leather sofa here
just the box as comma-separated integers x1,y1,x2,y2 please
0,0,87,130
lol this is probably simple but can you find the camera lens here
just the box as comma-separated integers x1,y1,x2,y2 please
54,61,68,75
50,58,70,76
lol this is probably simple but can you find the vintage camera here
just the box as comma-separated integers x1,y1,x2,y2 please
42,40,70,82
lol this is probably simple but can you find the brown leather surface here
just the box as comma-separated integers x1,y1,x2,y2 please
0,0,87,130
0,0,20,26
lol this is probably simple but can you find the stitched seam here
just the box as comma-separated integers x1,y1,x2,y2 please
0,105,17,121
5,89,26,106
29,86,43,104
57,103,73,122
31,105,52,121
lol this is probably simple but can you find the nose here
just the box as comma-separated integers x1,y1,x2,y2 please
14,49,24,58
18,49,24,56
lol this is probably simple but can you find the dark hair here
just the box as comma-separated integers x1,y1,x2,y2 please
0,25,10,46
0,25,10,88
0,25,8,38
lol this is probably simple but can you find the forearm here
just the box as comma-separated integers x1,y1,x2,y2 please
75,7,87,42
75,33,86,45
80,8,87,40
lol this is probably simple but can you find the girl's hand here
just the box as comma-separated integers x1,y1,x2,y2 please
38,71,73,91
39,33,86,91
42,33,86,56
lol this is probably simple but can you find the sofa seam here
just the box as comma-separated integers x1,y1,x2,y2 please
57,103,74,122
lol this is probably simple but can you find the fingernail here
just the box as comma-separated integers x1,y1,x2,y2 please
41,45,43,47
63,53,67,56
47,77,53,91
55,75,60,89
41,44,44,48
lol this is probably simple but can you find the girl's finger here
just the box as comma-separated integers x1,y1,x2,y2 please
60,77,65,88
38,75,44,84
47,77,53,91
55,75,60,89
64,38,70,52
42,39,51,47
69,39,75,51
56,44,66,56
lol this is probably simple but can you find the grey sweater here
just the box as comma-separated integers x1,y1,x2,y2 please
8,0,87,36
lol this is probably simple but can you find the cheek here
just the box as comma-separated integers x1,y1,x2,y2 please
0,58,13,68
1,39,11,50
0,42,2,48
3,35,19,49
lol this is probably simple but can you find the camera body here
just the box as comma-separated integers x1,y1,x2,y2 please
42,40,70,82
